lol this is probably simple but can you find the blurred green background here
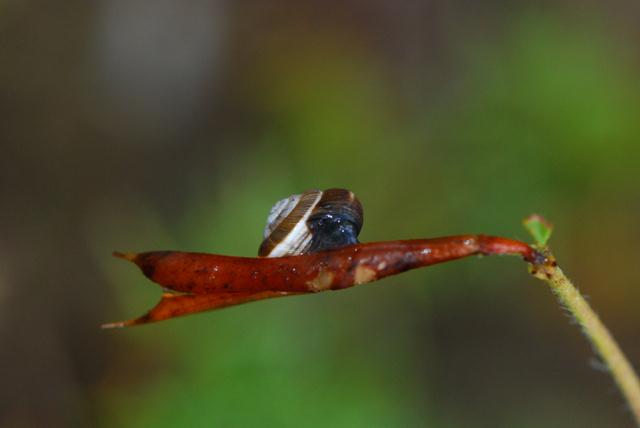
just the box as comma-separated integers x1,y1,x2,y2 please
1,1,639,427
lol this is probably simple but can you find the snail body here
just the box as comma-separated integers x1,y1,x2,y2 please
258,188,363,257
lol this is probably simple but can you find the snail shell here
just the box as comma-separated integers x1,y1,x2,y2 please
259,188,364,257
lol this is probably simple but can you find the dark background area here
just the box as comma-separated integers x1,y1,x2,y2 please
1,1,639,427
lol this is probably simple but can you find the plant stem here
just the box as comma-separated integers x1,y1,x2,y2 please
530,255,640,426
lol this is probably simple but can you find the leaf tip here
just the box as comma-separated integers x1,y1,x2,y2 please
523,214,553,247
101,315,148,329
100,320,128,329
113,251,138,262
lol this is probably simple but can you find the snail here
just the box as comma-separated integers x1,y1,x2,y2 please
105,188,545,328
259,188,363,257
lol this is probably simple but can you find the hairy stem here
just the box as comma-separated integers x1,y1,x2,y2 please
530,255,640,426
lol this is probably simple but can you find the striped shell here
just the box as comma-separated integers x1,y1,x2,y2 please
258,188,363,257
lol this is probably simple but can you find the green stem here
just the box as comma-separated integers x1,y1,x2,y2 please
530,256,640,426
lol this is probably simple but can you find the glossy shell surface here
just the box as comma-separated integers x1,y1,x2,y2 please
258,188,363,257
